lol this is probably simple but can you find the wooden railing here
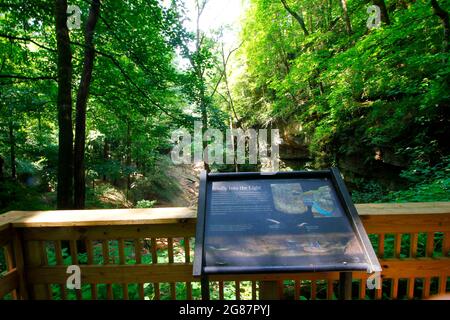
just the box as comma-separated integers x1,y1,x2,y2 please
0,202,449,300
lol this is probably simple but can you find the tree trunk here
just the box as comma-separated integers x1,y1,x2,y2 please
373,0,390,25
126,120,132,199
339,0,353,34
74,0,101,209
431,0,449,53
55,0,74,209
280,0,309,36
102,138,109,181
0,156,4,180
8,117,16,180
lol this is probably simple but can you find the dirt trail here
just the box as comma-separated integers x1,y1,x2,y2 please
165,163,202,208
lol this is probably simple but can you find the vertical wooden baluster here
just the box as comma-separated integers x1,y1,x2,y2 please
69,240,82,300
39,241,52,300
25,241,49,299
422,278,431,299
85,240,96,300
118,239,128,300
235,281,241,300
438,276,447,295
391,278,398,300
167,238,176,300
443,232,450,257
310,281,317,300
426,233,434,257
102,240,113,300
407,278,415,299
150,238,160,300
359,278,366,300
134,239,144,300
54,240,67,300
5,243,18,299
410,233,418,258
295,280,301,300
184,237,192,300
327,280,334,300
11,231,28,300
219,281,224,300
252,281,257,300
375,279,382,300
277,280,284,299
394,234,402,258
378,234,385,258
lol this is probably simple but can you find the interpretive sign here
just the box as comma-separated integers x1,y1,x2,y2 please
193,169,381,278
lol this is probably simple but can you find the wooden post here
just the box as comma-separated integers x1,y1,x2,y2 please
12,230,28,300
24,240,48,299
339,272,352,300
260,281,279,300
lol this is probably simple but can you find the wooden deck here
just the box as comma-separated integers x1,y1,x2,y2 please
1,202,449,300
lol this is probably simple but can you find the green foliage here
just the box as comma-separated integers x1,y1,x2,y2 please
135,200,157,208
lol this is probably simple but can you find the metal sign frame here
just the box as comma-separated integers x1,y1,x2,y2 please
193,168,381,282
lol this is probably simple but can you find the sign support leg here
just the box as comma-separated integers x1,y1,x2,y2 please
339,271,352,300
201,276,210,300
260,281,280,300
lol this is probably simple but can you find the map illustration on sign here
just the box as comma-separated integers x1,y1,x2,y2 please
193,169,381,277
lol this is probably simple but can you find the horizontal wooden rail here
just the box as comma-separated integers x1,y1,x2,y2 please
0,202,449,300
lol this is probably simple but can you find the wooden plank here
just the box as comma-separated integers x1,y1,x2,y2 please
378,234,385,258
327,280,334,300
4,243,17,299
0,269,19,298
86,240,94,265
8,207,197,227
184,237,191,263
138,283,144,300
359,278,366,300
24,241,49,299
438,276,447,295
21,224,196,241
151,238,158,264
360,214,450,234
118,239,128,300
407,278,415,299
310,281,317,300
219,281,224,300
356,202,450,216
422,277,431,299
259,281,279,300
186,282,192,300
90,284,97,300
12,230,28,299
410,233,419,258
235,281,240,300
134,239,142,264
426,233,435,257
39,241,53,300
167,238,174,263
391,278,399,300
443,232,450,257
102,240,113,300
252,281,257,300
394,234,402,258
27,264,194,284
54,240,63,265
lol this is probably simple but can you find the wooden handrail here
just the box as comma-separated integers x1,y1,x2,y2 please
1,202,449,300
1,202,449,228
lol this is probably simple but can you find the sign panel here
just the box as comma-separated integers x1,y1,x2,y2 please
194,169,381,276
